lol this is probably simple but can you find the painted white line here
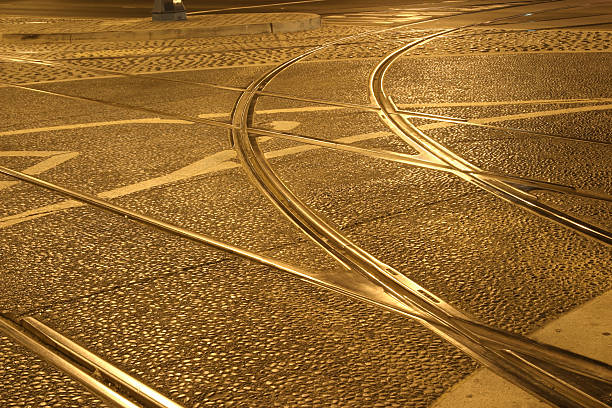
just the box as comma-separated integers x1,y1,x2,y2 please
98,150,238,199
201,99,612,119
432,290,612,408
0,151,79,191
0,130,388,229
266,120,301,131
198,105,345,119
0,181,18,190
2,100,609,140
418,103,612,131
1,103,610,228
186,0,325,15
398,98,612,108
0,118,193,138
19,152,79,175
6,99,605,139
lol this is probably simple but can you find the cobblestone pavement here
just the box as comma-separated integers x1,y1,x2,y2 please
0,13,317,34
1,4,611,408
1,25,611,84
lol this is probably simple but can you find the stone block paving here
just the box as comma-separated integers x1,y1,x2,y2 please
1,26,611,85
1,17,611,408
0,13,317,34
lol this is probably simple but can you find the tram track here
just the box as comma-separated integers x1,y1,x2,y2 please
228,2,612,407
2,157,612,407
6,49,612,148
369,31,612,245
1,0,611,406
0,312,184,408
3,67,610,212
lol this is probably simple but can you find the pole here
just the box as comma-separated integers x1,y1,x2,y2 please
152,0,187,21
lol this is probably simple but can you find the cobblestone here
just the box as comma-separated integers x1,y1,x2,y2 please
0,14,317,34
0,27,611,84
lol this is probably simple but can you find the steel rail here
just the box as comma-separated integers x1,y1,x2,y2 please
2,82,235,130
369,25,612,246
6,164,609,384
6,53,609,147
0,313,147,408
3,164,611,397
232,67,612,408
1,2,586,135
4,77,609,206
5,80,606,203
396,108,612,146
10,63,604,152
231,66,612,408
2,2,607,406
247,126,612,202
228,3,612,408
235,107,612,408
18,316,184,408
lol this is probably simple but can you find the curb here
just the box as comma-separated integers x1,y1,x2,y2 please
0,13,321,43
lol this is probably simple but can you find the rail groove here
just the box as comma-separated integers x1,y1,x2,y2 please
1,0,611,406
229,2,612,407
0,312,183,408
369,28,612,246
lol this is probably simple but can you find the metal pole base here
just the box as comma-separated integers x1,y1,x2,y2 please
152,0,187,21
152,11,187,21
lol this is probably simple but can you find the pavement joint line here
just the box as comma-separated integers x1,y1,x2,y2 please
341,191,481,231
16,258,232,318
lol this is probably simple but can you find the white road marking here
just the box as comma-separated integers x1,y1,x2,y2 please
268,120,301,131
0,118,192,138
0,131,388,228
186,0,325,15
4,99,605,139
0,151,79,191
199,99,612,120
1,103,610,228
418,103,612,131
432,290,612,408
259,120,302,140
198,106,345,119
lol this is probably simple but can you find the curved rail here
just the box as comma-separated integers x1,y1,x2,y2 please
230,4,612,408
369,31,612,246
2,1,610,406
5,165,611,407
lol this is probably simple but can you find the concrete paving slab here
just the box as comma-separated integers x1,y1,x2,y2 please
432,290,612,408
0,13,321,43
